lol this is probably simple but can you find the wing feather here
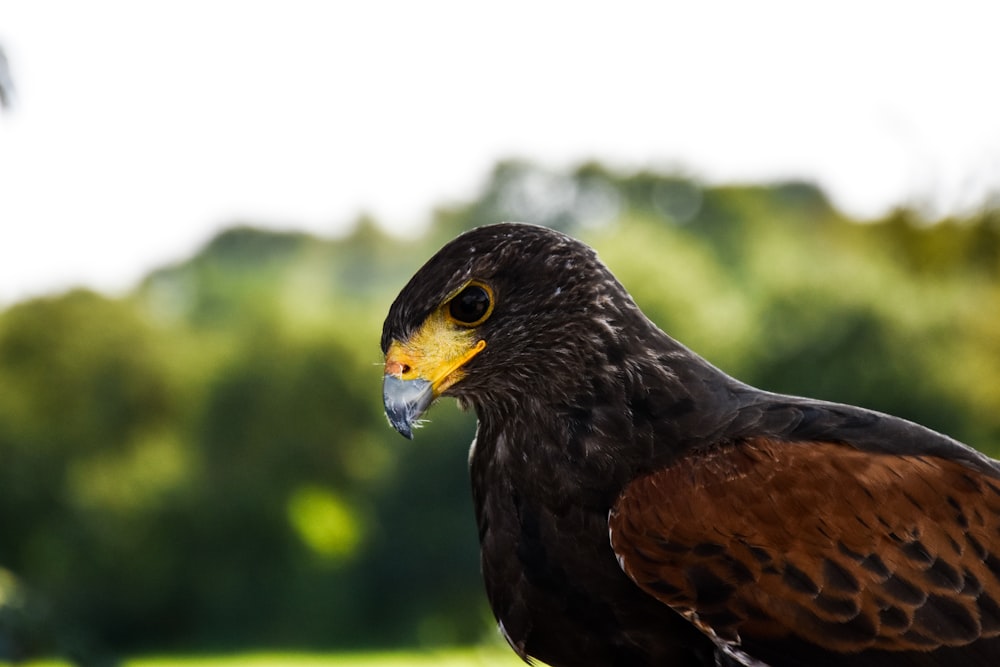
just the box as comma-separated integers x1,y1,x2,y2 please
608,438,1000,656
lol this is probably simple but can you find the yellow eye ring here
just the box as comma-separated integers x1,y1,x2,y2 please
446,280,495,327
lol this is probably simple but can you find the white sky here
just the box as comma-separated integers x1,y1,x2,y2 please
1,1,999,304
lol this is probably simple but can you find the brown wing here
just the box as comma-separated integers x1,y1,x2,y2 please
608,437,1000,654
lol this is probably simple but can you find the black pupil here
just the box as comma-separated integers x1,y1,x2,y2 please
450,285,490,324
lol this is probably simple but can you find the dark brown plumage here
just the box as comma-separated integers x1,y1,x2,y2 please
380,222,1000,667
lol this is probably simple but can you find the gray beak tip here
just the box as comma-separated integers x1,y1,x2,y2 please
389,416,415,440
382,375,434,440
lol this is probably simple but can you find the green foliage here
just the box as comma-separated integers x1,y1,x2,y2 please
0,646,525,667
1,162,999,663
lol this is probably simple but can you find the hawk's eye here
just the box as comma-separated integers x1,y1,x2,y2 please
448,283,492,325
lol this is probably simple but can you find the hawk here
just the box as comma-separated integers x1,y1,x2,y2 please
380,222,1000,666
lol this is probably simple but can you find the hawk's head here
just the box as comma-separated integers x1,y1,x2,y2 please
380,222,640,438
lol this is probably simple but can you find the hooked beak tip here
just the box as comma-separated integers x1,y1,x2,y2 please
382,374,434,439
389,418,414,440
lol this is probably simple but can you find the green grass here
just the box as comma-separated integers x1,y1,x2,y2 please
0,647,527,667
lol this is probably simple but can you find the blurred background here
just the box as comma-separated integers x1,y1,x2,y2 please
1,1,1000,665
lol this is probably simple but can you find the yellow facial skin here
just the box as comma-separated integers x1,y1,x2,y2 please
385,279,494,392
384,308,487,396
385,310,486,396
383,280,493,438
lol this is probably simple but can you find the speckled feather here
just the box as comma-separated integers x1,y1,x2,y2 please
381,223,1000,667
611,439,1000,665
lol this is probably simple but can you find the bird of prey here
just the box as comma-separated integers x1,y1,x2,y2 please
380,222,1000,667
